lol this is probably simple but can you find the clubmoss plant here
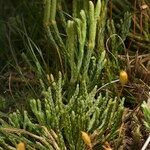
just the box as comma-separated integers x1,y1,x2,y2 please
142,99,150,131
43,0,107,91
0,72,124,149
